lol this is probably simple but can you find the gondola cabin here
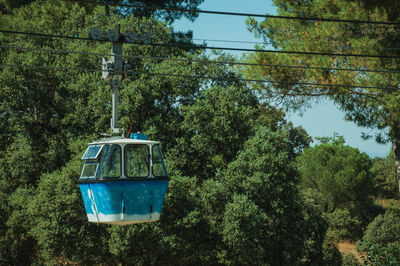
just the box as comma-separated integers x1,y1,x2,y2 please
78,133,169,225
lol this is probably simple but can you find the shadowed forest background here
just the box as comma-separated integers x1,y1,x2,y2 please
1,0,400,265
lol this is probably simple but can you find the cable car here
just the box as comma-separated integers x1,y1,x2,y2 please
78,36,170,224
78,133,169,224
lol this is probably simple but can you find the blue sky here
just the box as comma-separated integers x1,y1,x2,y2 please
173,0,391,157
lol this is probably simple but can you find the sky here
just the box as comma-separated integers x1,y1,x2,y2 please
173,0,392,158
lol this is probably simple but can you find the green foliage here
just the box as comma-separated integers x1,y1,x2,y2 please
108,224,166,265
105,112,313,265
300,189,328,265
201,126,310,265
0,1,364,265
5,186,36,265
156,175,215,265
28,158,112,265
0,0,34,13
297,135,376,218
342,253,361,266
322,240,343,266
107,175,216,265
5,134,40,188
169,85,262,179
245,0,400,195
297,188,344,265
0,0,204,24
246,0,400,137
221,194,268,265
371,151,398,198
0,1,212,263
357,205,400,265
119,0,205,24
324,209,362,242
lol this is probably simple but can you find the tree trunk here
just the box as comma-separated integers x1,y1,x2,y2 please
391,126,400,194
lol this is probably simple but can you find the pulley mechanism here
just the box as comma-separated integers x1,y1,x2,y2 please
89,26,150,135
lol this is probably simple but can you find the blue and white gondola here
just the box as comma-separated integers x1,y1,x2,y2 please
78,133,169,225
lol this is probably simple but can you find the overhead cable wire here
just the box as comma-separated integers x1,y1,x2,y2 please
2,45,400,74
192,38,394,53
0,63,99,72
0,29,265,45
1,63,399,91
193,38,265,45
0,29,89,41
65,0,400,26
151,42,400,59
1,29,399,59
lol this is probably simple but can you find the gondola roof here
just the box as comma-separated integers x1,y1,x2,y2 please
88,136,160,145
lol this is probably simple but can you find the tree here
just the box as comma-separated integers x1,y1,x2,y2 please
0,0,34,13
357,202,400,265
342,253,362,266
371,151,398,198
26,154,112,265
296,135,376,223
168,80,312,179
108,0,205,24
200,125,312,265
245,0,400,193
169,84,263,179
0,0,204,24
299,188,343,265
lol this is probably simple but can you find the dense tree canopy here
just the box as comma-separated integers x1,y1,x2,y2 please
245,0,400,193
2,0,398,264
371,151,398,198
0,0,204,24
297,135,376,215
357,202,400,265
201,125,308,265
0,1,336,265
111,0,205,23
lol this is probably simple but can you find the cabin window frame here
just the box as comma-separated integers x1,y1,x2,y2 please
80,162,99,179
124,144,150,178
80,144,122,179
96,144,122,179
81,144,104,160
151,144,168,178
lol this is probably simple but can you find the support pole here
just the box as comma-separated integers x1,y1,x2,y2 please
89,26,149,136
110,41,123,135
111,79,121,134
